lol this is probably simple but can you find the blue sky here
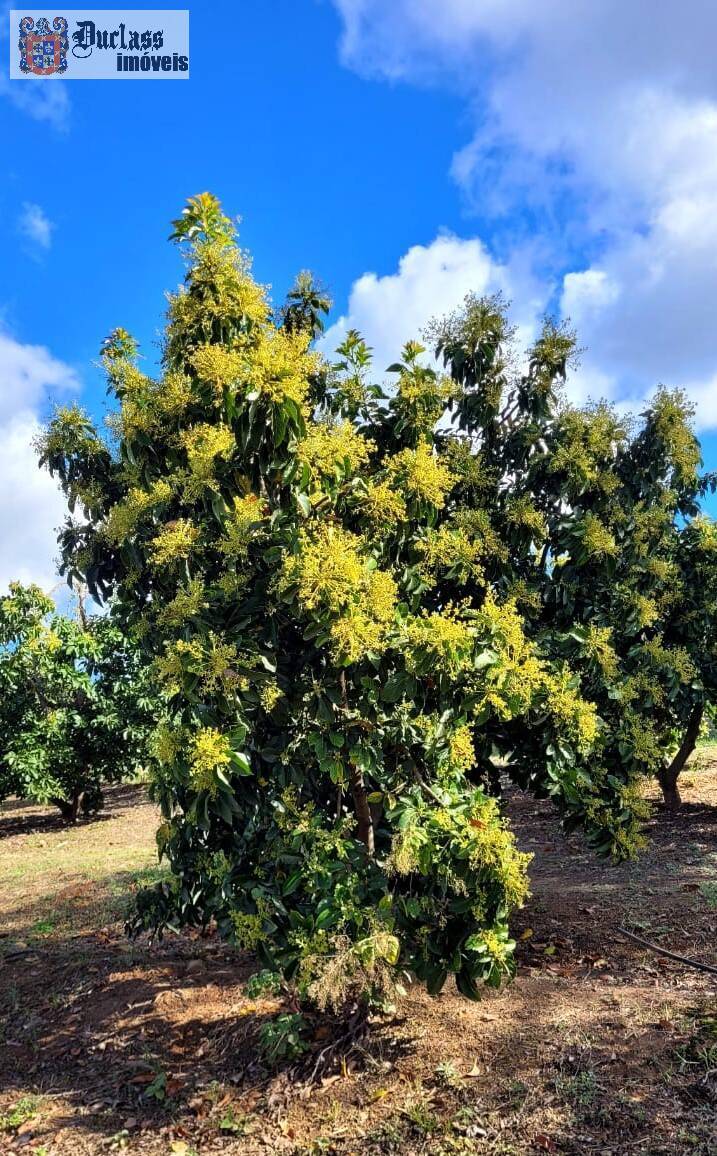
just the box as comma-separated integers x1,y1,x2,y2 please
2,0,717,589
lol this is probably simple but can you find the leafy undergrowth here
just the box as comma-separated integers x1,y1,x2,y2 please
1,759,717,1154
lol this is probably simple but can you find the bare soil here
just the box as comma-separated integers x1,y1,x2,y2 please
1,757,717,1156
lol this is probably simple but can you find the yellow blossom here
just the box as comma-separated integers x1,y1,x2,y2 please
191,345,247,393
417,524,484,584
356,480,407,527
298,420,373,483
582,513,618,558
403,608,475,676
149,519,199,568
180,422,235,495
385,443,456,508
104,479,173,543
583,624,619,679
243,327,320,407
189,726,233,794
220,493,266,558
279,523,397,663
157,579,208,626
448,725,476,773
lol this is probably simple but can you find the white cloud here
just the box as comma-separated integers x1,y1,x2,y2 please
320,232,544,376
332,0,717,429
18,202,53,250
0,75,70,131
0,332,79,594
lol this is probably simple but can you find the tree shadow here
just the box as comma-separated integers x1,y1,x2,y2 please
1,923,714,1155
0,783,147,841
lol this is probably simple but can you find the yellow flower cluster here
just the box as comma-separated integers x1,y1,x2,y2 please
151,722,185,766
582,513,618,558
631,592,660,629
230,906,268,950
260,682,283,712
454,508,508,562
583,624,619,679
156,371,195,419
641,637,696,684
474,597,548,721
417,525,485,584
620,710,663,769
631,499,672,556
180,422,235,496
460,797,532,907
694,514,717,552
189,726,233,794
298,420,373,483
356,480,407,527
155,638,204,695
550,404,628,491
475,929,513,965
329,573,397,664
39,403,100,457
505,496,547,541
403,609,475,676
544,668,599,750
167,245,270,337
149,518,199,568
650,388,700,485
157,578,208,626
203,635,240,693
396,360,453,429
155,634,240,696
220,493,265,558
474,594,598,750
448,725,476,773
476,592,531,661
191,344,246,393
279,523,398,664
281,523,364,612
110,370,195,439
643,556,678,585
385,443,456,509
104,479,173,543
243,327,320,407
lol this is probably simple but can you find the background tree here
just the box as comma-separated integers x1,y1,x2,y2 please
40,195,618,1012
526,391,717,812
0,582,156,820
425,296,717,816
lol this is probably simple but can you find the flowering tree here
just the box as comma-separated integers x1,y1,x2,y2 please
529,390,717,812
39,195,621,1009
0,583,155,820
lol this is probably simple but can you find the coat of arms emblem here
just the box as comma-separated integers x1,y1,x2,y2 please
18,16,69,76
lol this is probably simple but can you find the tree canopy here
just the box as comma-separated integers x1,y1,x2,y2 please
38,193,717,1009
0,583,156,819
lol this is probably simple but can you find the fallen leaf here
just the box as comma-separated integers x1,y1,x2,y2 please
535,1134,558,1152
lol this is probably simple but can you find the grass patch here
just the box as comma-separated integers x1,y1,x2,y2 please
0,1095,42,1133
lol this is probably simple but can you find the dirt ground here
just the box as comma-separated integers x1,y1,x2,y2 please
2,757,717,1156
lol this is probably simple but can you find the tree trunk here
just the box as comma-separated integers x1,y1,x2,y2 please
657,704,703,811
51,788,85,823
349,763,375,855
339,671,374,855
